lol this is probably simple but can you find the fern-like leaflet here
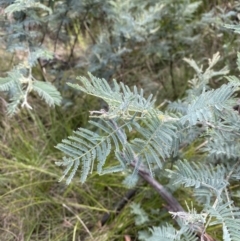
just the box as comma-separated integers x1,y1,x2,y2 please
209,202,240,241
167,160,228,193
130,113,179,174
55,119,128,184
68,73,156,119
180,83,237,126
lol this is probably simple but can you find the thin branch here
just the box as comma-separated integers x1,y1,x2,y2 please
130,160,184,213
54,10,68,53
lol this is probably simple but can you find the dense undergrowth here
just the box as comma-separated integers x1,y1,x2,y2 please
1,0,240,240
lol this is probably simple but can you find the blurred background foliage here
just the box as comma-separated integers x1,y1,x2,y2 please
0,0,240,240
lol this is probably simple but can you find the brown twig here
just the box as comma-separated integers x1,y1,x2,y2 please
131,161,184,213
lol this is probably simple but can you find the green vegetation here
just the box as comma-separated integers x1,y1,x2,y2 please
1,0,240,240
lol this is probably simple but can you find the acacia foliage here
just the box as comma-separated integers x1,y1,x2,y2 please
56,52,240,241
